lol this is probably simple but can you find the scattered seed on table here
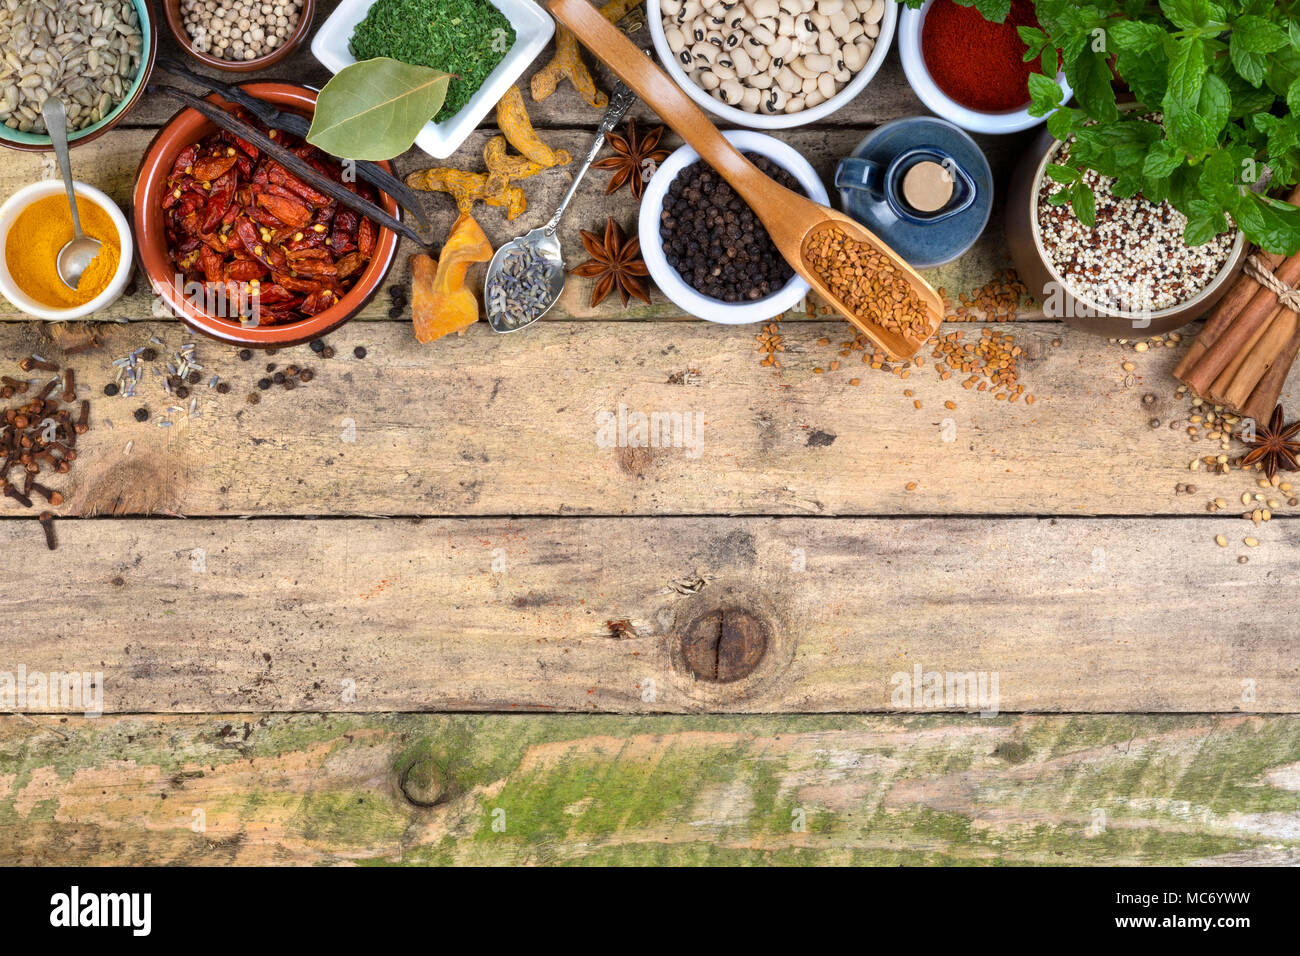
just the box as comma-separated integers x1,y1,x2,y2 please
216,382,231,394
1215,535,1227,547
257,378,271,390
104,383,119,396
322,346,335,359
239,349,253,361
272,372,286,384
1238,555,1249,564
309,340,325,354
266,363,277,372
247,393,260,404
354,347,367,359
1244,537,1259,547
299,369,313,383
133,407,148,422
141,348,157,362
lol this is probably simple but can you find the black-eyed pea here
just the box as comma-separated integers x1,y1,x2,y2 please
724,30,743,48
730,46,754,76
844,20,864,41
833,63,851,82
817,31,839,55
692,40,719,64
803,52,832,72
690,21,707,42
776,65,801,91
805,89,826,109
795,15,816,41
713,61,738,80
817,71,836,99
865,0,885,23
677,48,694,68
751,0,779,17
779,0,803,13
718,78,744,104
752,48,772,70
784,93,806,113
748,70,774,88
841,42,866,71
777,12,794,35
762,86,788,113
751,23,776,44
851,0,871,12
665,27,687,54
663,0,683,14
789,56,816,79
740,86,761,111
696,69,721,90
864,20,880,38
817,0,842,13
707,29,726,46
801,74,818,94
828,10,851,35
681,0,703,18
768,35,793,59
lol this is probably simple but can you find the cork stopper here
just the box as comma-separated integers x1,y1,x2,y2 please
901,161,954,213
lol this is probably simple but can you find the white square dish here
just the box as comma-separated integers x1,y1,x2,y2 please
310,0,555,160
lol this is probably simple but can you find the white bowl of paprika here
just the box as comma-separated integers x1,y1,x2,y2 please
899,0,1071,135
0,181,134,321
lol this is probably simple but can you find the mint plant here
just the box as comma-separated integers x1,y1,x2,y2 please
906,0,1300,254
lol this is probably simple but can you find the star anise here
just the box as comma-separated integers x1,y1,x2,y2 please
570,217,650,308
592,118,670,200
1240,404,1300,481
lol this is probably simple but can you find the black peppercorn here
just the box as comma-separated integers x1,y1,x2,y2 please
353,346,367,359
309,339,325,354
266,363,276,372
216,382,231,395
133,407,148,422
257,378,271,390
247,393,260,405
322,346,336,359
239,349,253,361
272,372,286,384
104,383,119,396
187,371,201,385
283,378,296,390
299,369,314,383
140,348,157,362
176,386,190,399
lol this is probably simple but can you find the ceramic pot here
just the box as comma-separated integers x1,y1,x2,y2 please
162,0,316,72
132,82,400,348
1006,126,1248,337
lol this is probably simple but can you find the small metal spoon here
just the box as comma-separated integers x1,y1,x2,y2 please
41,97,101,291
485,81,638,333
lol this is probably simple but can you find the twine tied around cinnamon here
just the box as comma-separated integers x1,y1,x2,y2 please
1245,254,1300,315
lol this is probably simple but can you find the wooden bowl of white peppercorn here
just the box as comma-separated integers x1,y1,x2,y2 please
163,0,315,72
649,0,897,129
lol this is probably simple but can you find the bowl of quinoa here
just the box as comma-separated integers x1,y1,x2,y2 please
1008,126,1247,336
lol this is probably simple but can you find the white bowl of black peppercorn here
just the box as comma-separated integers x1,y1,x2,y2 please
639,130,828,325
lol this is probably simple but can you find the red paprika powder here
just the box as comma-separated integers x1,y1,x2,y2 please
921,0,1050,113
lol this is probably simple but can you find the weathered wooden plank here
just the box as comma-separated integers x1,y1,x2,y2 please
0,320,1290,517
2,713,1297,865
1,129,1030,324
125,0,933,132
1,516,1295,713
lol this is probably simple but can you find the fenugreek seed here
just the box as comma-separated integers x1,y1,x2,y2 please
905,481,917,491
1189,459,1200,471
1242,493,1252,505
1215,534,1227,547
1244,537,1259,547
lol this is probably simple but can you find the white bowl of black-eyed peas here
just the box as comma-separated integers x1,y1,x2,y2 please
649,0,896,129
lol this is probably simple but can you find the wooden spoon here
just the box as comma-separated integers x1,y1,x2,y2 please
548,0,944,359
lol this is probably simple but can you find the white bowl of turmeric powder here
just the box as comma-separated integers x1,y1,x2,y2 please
0,181,134,321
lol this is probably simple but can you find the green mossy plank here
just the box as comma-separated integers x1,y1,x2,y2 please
2,713,1298,865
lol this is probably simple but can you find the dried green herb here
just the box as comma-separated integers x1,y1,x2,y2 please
349,0,516,123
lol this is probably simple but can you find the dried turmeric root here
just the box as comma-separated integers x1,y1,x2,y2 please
406,166,528,220
410,212,495,344
496,85,571,168
531,0,644,108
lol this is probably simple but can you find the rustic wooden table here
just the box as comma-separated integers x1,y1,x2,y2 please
1,1,1298,866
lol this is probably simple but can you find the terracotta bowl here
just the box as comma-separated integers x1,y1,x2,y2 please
0,0,158,152
132,82,399,347
162,0,316,72
1007,126,1248,337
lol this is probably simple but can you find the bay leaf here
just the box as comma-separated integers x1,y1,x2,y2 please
307,57,451,161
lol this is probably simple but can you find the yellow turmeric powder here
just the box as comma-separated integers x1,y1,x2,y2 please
5,194,120,309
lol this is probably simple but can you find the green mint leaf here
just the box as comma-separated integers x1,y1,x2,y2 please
1160,0,1212,30
1230,190,1300,255
1046,163,1080,183
1107,20,1166,54
1183,199,1228,246
1143,142,1184,179
973,0,1012,22
1071,181,1097,226
1048,187,1072,206
1288,77,1300,115
1017,25,1049,60
1231,14,1288,54
1027,71,1064,116
1197,73,1232,138
1070,50,1120,121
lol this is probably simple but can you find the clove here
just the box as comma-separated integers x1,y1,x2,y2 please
75,400,89,434
30,483,63,506
62,369,75,403
38,511,55,550
4,485,33,508
18,356,58,373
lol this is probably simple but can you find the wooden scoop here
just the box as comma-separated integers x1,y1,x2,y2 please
548,0,944,359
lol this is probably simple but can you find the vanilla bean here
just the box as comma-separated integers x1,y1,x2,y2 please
149,85,427,249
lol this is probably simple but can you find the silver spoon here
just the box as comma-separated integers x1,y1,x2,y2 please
41,97,101,291
485,81,637,333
